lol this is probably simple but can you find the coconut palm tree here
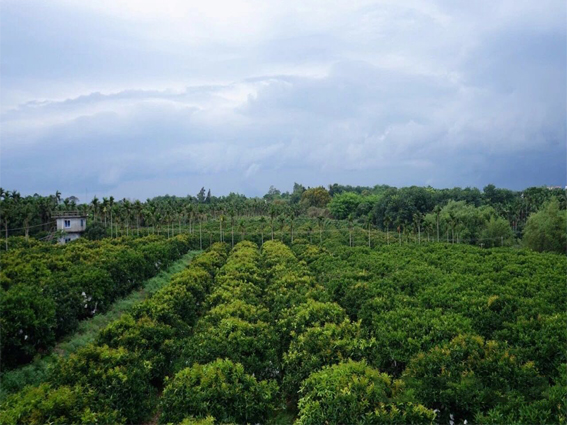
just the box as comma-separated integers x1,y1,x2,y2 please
198,205,204,249
258,216,267,245
229,207,236,247
109,196,115,237
277,215,286,241
433,205,441,242
289,208,297,243
219,215,225,242
91,196,99,222
317,215,325,246
366,213,373,247
102,198,109,227
134,200,143,236
269,205,277,241
413,213,422,244
383,215,392,245
348,214,354,247
305,221,314,243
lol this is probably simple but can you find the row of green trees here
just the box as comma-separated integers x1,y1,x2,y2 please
1,184,564,251
0,235,193,369
0,243,229,424
295,238,566,423
2,239,565,423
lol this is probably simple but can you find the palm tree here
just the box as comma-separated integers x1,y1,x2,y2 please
289,208,296,243
413,213,422,244
109,196,115,237
317,215,325,245
258,216,267,245
383,215,392,245
348,214,354,247
22,202,36,240
198,205,204,249
366,213,373,248
239,220,246,241
433,205,441,242
277,215,286,241
305,221,314,243
187,204,194,234
219,215,225,242
269,205,277,241
123,199,132,236
102,197,109,227
229,207,236,248
1,195,12,250
134,200,143,236
448,211,457,244
91,196,99,222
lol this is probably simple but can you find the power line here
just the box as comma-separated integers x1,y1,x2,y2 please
4,221,56,232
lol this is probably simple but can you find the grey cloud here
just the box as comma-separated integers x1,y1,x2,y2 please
0,0,565,198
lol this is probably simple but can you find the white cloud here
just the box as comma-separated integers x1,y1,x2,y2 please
0,0,565,196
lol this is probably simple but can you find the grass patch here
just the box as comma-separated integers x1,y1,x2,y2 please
0,251,200,401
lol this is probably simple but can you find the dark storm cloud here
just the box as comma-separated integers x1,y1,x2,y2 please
1,0,565,198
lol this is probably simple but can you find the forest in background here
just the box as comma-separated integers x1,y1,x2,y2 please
1,183,565,253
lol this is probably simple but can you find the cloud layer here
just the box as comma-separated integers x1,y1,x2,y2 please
1,0,565,199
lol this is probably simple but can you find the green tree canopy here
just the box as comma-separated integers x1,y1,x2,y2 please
523,199,566,253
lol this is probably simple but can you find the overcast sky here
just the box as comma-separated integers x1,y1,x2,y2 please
1,0,565,200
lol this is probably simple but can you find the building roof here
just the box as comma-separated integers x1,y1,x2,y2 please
53,211,87,219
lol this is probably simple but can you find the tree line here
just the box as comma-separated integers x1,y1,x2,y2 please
1,183,565,253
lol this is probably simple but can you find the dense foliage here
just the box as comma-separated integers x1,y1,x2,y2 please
1,236,565,424
0,235,192,369
2,183,565,252
0,243,228,424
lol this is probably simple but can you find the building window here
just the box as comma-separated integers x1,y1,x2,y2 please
64,220,71,228
80,219,84,227
65,237,71,243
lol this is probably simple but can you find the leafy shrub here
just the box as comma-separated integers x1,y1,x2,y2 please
96,314,176,381
523,199,567,253
277,299,347,354
402,334,547,424
51,344,156,424
0,383,122,425
185,317,279,380
0,235,192,369
296,360,435,425
0,284,57,367
282,320,371,398
132,282,197,333
83,222,107,240
160,359,277,424
360,306,473,376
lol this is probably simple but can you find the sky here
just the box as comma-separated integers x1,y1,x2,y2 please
1,0,565,200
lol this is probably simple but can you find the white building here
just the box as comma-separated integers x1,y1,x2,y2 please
54,212,87,244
